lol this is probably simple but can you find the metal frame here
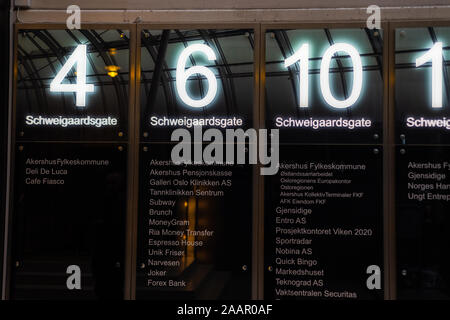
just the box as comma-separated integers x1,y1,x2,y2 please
0,0,10,301
134,23,261,300
260,21,390,300
4,23,137,300
5,18,449,301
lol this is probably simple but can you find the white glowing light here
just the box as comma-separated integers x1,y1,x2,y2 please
416,42,443,109
285,43,309,108
50,44,94,107
176,44,218,108
320,43,363,109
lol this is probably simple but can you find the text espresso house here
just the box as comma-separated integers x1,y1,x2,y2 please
149,238,204,248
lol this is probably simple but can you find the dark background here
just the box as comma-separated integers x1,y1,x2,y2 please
10,27,129,299
264,28,385,299
395,27,450,299
264,145,384,300
15,28,131,142
265,28,384,144
139,29,255,142
11,143,127,300
137,29,255,299
0,0,10,294
136,144,252,300
396,148,450,300
394,27,450,144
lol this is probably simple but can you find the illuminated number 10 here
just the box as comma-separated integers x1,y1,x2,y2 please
285,43,363,109
50,44,94,107
416,42,443,109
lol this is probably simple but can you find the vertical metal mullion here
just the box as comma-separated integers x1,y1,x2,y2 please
257,24,266,300
2,17,17,302
252,24,262,301
129,23,142,301
387,21,397,300
382,22,390,301
124,22,138,301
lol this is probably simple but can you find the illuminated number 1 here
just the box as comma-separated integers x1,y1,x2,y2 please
176,44,218,108
285,43,309,108
416,42,443,109
50,44,94,107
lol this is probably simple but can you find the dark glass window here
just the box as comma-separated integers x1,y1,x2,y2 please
395,26,450,300
264,28,385,300
15,29,130,141
10,28,130,300
136,29,255,300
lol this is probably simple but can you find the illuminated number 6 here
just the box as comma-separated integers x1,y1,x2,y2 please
416,42,443,109
50,44,94,107
176,44,218,108
320,43,363,109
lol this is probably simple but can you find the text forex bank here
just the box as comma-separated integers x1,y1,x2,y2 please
4,24,450,301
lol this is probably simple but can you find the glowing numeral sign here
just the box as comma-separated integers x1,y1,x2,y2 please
285,43,363,109
50,44,94,107
416,42,443,109
176,44,218,108
175,42,364,110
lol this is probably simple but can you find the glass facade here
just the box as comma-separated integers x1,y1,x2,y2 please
1,22,450,300
395,26,450,299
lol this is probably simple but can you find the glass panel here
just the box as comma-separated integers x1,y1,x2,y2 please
396,146,450,299
11,27,130,300
264,28,385,300
395,26,450,300
395,27,450,145
139,29,254,142
264,145,384,300
11,143,127,300
136,143,252,299
136,28,254,300
15,29,130,141
265,28,383,144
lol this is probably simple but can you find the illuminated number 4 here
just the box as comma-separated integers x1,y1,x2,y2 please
285,43,363,109
416,42,443,109
50,44,94,107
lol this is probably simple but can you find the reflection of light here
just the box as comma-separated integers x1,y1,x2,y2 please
109,48,117,56
105,65,120,78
